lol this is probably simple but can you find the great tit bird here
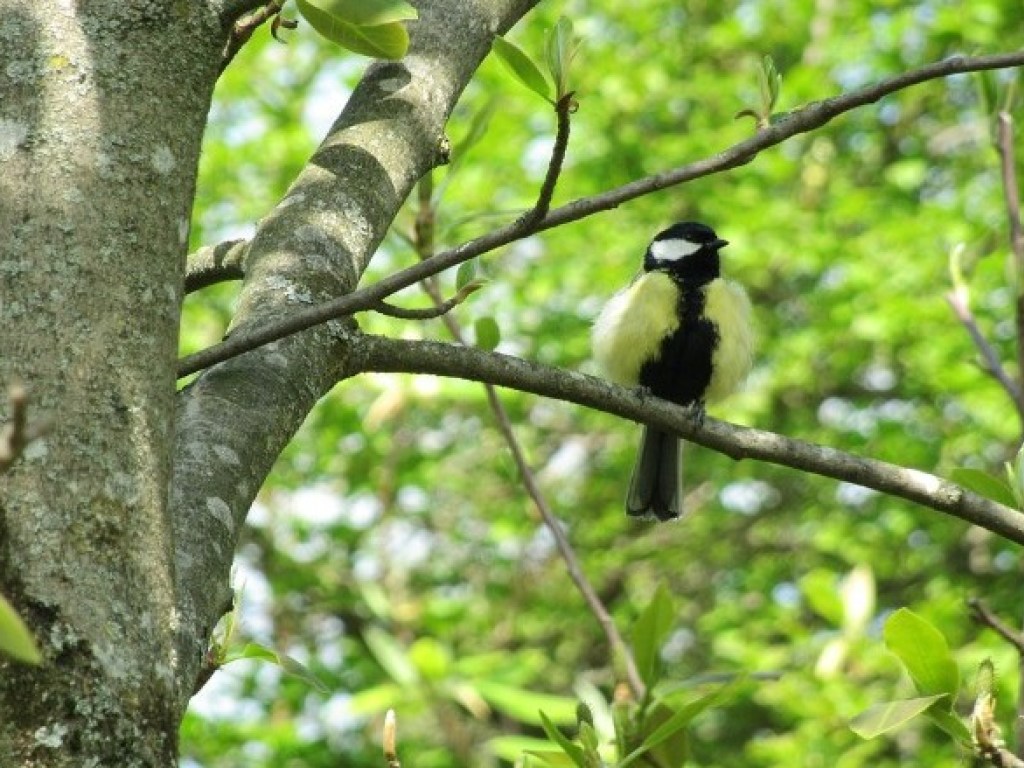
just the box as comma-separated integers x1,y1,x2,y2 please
592,221,753,520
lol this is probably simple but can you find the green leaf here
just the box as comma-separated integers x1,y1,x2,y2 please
951,467,1017,508
760,54,780,109
976,71,998,117
474,316,501,350
222,642,327,691
849,694,949,739
305,0,417,27
488,736,573,764
925,705,972,746
456,260,478,291
408,636,451,680
632,703,689,768
364,626,420,686
492,35,553,103
632,584,675,688
347,682,403,714
883,608,959,700
799,569,844,626
295,0,412,59
545,17,580,99
524,750,580,768
475,680,578,725
539,710,587,768
0,593,41,665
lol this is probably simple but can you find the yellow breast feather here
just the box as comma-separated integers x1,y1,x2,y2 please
704,278,754,402
592,272,681,386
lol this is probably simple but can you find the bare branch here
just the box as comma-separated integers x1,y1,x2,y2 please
177,50,1024,378
969,598,1024,652
184,239,248,294
353,334,1024,545
946,288,1024,419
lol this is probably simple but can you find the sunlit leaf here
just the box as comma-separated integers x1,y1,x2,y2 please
632,584,675,688
475,680,578,725
849,694,949,739
307,0,417,26
883,609,959,700
488,736,573,764
222,642,327,691
295,0,412,59
539,710,587,767
545,16,580,99
364,626,420,686
0,593,41,665
951,467,1017,509
799,569,844,627
456,260,478,291
925,705,972,747
492,36,552,102
474,316,501,350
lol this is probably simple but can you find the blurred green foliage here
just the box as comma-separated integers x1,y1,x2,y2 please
180,1,1024,766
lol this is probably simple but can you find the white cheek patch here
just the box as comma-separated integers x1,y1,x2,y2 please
649,238,702,262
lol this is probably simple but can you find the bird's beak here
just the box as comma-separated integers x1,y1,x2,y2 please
713,238,729,249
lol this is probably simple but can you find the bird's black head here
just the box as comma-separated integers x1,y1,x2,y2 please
643,221,728,284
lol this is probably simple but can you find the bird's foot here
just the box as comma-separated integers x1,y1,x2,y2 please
687,400,706,427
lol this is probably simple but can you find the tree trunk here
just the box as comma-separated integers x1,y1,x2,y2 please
0,0,535,763
0,0,222,763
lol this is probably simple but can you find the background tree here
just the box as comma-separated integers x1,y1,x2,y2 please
4,0,1024,766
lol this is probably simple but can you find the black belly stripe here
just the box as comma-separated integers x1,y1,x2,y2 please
638,281,718,406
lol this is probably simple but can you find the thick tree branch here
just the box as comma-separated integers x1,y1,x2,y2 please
170,0,541,708
177,50,1024,378
184,238,248,293
351,334,1024,545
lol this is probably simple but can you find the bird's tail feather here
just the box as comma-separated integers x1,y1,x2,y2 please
626,426,682,520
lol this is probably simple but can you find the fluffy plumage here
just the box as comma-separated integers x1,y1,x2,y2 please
593,221,753,520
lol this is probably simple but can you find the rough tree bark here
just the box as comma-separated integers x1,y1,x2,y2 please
0,0,535,764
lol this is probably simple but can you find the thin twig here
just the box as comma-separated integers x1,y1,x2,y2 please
969,598,1024,652
353,334,1024,545
995,112,1024,421
520,92,575,226
409,181,646,699
220,0,292,74
184,239,248,294
946,289,1024,418
177,50,1024,379
371,284,481,320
